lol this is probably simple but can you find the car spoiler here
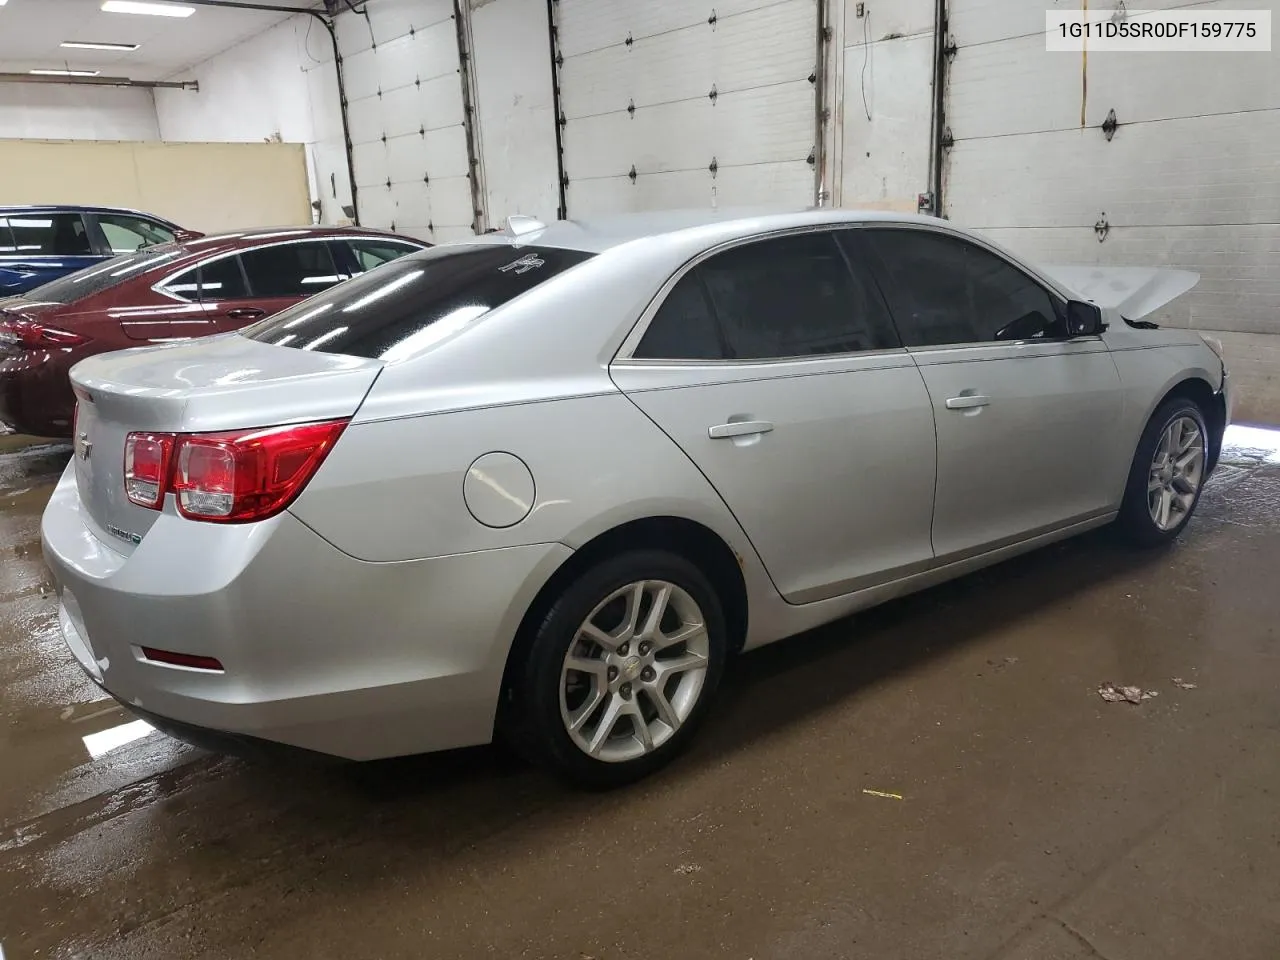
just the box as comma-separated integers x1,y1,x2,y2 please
1040,266,1199,321
172,229,206,242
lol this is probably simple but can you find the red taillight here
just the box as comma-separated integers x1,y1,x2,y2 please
141,647,224,671
124,432,175,508
122,419,347,522
0,316,89,348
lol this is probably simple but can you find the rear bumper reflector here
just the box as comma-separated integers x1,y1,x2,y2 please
141,647,225,671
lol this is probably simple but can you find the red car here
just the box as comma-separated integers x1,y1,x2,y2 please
0,226,426,437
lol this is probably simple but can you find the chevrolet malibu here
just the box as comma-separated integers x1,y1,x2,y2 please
42,209,1230,787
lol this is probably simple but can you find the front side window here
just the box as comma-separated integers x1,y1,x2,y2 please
241,244,594,359
347,237,424,273
240,241,342,298
863,229,1063,347
4,212,92,256
635,231,899,361
97,214,176,254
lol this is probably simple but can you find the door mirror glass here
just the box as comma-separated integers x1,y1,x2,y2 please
1065,299,1104,337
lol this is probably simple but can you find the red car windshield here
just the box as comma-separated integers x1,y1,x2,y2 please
26,244,185,304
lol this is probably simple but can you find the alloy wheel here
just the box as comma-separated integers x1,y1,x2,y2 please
559,579,710,763
1147,414,1205,531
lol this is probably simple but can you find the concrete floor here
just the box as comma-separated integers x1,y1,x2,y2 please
1,428,1279,960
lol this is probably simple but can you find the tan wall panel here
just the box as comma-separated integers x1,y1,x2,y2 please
0,139,310,233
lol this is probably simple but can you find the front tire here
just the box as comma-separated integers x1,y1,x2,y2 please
1117,397,1209,547
503,550,728,789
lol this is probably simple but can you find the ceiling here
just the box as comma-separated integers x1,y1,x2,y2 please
0,0,325,81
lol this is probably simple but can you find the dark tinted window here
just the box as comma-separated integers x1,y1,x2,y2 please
865,229,1062,346
642,232,897,360
633,272,724,360
347,237,423,272
241,241,342,298
24,245,183,303
242,244,593,359
198,257,250,301
0,220,15,253
3,212,92,256
97,213,175,254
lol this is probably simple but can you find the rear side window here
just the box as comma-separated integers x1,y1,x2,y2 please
97,213,175,254
862,229,1063,346
635,231,900,361
347,237,424,273
242,244,593,359
0,220,16,253
161,256,250,302
3,213,92,256
241,241,342,298
22,245,183,303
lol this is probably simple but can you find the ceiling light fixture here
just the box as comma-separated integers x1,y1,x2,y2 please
30,68,103,77
101,1,196,17
61,41,142,51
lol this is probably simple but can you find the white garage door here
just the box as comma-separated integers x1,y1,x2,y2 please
553,0,821,217
943,0,1279,337
334,0,477,242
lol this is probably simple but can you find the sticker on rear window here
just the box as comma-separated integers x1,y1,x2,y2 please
499,253,546,275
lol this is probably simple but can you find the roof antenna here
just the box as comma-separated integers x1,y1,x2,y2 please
505,215,546,237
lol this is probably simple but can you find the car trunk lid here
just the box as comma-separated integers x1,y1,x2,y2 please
69,334,382,551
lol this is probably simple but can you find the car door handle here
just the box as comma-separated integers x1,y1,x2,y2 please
708,420,774,439
225,307,265,321
945,395,990,410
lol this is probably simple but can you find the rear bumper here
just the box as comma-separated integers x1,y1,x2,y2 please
0,349,76,437
41,461,570,760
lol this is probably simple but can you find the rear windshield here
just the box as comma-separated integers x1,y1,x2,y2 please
28,244,184,303
240,244,594,360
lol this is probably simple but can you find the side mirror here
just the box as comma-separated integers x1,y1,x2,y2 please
1065,299,1105,337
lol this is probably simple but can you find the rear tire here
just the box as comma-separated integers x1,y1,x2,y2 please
1117,397,1209,547
502,549,727,789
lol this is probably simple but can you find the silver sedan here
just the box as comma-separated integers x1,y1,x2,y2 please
42,209,1231,787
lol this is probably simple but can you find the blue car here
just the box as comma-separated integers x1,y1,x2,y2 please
0,205,191,296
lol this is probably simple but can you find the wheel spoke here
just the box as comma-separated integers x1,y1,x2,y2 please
654,621,707,651
1158,487,1173,528
1175,448,1201,472
1177,424,1200,454
655,650,708,681
630,702,654,752
1171,475,1197,496
587,696,626,755
1148,475,1165,493
645,686,682,732
567,687,606,733
639,583,672,641
579,621,620,652
621,582,646,637
565,655,606,678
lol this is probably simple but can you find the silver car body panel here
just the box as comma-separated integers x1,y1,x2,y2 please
43,207,1230,760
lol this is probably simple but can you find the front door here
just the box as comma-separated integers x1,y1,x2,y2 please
858,227,1125,560
612,230,938,604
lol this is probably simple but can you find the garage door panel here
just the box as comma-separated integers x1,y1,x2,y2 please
389,180,432,227
335,7,374,57
950,0,1194,46
346,95,383,145
560,2,815,119
555,0,793,58
342,47,383,102
351,140,389,190
423,126,471,180
418,73,466,130
428,176,477,228
1089,50,1278,125
947,33,1079,140
358,184,396,227
568,159,813,218
565,83,813,179
366,0,453,46
980,225,1280,335
947,113,1280,229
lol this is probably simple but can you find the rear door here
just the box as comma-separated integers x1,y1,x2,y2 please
611,229,938,604
859,226,1125,561
0,211,101,294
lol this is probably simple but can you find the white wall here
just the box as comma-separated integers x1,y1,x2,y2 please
470,0,560,225
153,15,351,225
0,83,159,141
